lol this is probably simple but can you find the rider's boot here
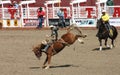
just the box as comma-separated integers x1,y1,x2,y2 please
42,44,50,52
105,23,113,36
107,24,113,36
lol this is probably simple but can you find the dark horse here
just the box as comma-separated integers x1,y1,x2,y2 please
96,19,118,51
32,26,87,69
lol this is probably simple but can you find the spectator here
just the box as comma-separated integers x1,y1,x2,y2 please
8,4,16,19
37,7,45,28
13,1,19,9
57,8,66,28
13,1,20,18
50,25,59,41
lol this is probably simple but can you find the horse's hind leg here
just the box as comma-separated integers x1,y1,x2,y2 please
111,39,115,48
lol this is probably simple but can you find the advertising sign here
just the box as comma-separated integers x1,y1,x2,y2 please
109,18,120,26
24,19,39,27
74,18,96,27
49,19,70,26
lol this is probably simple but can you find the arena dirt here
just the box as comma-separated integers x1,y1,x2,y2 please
0,29,120,75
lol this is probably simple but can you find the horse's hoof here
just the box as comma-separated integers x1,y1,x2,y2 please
83,34,87,38
42,65,50,69
106,45,110,48
99,46,102,51
78,38,84,44
80,41,84,44
110,45,113,49
44,66,50,69
42,65,46,69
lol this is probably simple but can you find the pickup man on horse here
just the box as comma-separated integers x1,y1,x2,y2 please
96,10,113,37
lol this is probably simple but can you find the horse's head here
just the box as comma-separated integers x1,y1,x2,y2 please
96,18,104,29
96,19,109,38
32,44,43,60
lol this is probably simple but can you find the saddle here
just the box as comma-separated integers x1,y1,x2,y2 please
109,29,113,37
104,23,113,37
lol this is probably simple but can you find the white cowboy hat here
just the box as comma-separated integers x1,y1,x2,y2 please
41,40,47,45
102,10,106,12
49,25,55,28
13,1,17,3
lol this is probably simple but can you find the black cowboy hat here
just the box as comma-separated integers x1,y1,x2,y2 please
39,7,42,10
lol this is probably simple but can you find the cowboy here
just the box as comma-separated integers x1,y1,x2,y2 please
101,10,113,36
50,25,59,41
37,7,45,28
42,25,59,52
13,1,19,9
57,8,66,28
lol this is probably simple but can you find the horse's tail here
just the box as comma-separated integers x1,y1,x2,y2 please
111,26,118,40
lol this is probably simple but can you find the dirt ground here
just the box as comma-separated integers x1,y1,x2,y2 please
0,29,120,75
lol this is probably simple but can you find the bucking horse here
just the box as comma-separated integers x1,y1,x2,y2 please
32,24,87,69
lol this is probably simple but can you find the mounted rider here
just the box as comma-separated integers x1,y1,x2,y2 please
96,10,113,37
50,25,59,41
101,10,113,36
42,25,59,52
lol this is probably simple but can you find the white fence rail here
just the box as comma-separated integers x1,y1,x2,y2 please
0,6,120,19
73,6,96,18
0,6,120,27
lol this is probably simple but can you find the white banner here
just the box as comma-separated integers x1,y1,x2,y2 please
109,18,120,26
74,18,96,27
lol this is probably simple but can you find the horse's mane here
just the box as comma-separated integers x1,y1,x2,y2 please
97,19,106,30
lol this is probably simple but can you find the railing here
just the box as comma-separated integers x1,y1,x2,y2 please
1,6,120,20
0,7,39,19
0,6,120,27
22,7,38,19
47,7,71,18
106,6,120,18
73,6,96,18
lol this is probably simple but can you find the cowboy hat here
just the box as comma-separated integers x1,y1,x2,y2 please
102,10,106,12
49,25,55,28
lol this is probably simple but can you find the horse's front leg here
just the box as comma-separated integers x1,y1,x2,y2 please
105,38,110,48
44,54,52,69
99,39,102,51
42,55,48,69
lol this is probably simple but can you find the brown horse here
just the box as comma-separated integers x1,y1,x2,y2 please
32,26,87,69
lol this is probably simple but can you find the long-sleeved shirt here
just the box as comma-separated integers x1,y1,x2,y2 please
101,13,110,22
57,10,64,17
37,9,45,18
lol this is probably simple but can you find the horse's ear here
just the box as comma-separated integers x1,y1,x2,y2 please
97,19,99,21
